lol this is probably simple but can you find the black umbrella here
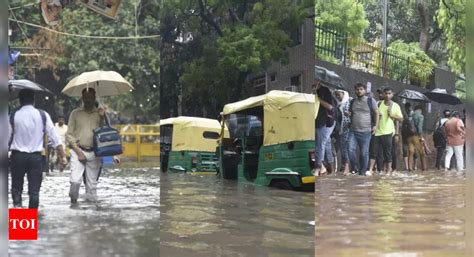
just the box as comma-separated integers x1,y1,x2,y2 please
424,88,462,105
315,65,346,89
396,89,431,102
9,79,52,100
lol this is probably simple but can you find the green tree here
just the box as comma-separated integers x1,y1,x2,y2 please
315,0,369,37
387,40,436,85
9,0,160,122
437,0,465,75
160,0,312,118
362,0,447,63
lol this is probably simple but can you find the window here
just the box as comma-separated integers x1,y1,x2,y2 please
286,74,302,92
290,24,303,46
269,73,276,82
252,75,266,95
252,76,266,88
203,131,220,139
290,74,301,87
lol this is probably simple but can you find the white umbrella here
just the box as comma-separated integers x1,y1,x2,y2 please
61,70,134,97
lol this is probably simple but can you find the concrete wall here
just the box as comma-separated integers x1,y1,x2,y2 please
316,60,464,132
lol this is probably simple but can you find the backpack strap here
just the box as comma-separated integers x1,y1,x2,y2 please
38,109,47,134
367,96,376,126
8,110,17,150
8,109,48,150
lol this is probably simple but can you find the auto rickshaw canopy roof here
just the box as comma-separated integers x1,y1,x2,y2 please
160,116,226,152
223,90,320,146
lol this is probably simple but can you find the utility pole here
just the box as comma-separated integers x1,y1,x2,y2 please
382,0,388,78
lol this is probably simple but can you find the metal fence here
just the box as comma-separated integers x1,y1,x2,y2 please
315,24,433,86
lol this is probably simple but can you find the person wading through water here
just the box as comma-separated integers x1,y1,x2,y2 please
347,83,379,176
9,89,67,208
66,88,119,204
369,87,403,175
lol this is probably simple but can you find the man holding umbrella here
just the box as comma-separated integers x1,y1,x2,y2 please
66,88,109,203
63,70,130,204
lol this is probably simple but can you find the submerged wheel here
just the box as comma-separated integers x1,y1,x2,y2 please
270,179,294,190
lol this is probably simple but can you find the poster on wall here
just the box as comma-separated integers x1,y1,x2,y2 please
80,0,122,19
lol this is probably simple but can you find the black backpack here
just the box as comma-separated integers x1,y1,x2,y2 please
433,121,447,148
402,116,417,137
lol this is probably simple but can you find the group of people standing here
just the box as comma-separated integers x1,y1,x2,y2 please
313,80,465,176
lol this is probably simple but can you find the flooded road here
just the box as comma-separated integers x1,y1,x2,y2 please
160,172,314,257
315,171,471,257
8,167,160,257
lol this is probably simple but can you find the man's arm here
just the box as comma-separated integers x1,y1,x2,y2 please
319,98,333,111
418,115,424,135
391,105,404,122
372,99,380,130
45,113,61,149
66,111,77,149
45,113,66,164
457,119,465,133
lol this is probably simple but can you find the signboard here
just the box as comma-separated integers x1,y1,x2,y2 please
40,0,63,26
40,1,75,25
80,0,122,19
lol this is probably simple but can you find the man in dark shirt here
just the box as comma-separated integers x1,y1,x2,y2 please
407,105,426,171
313,79,335,175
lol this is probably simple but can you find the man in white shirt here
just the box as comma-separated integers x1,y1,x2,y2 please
9,89,66,209
51,115,68,172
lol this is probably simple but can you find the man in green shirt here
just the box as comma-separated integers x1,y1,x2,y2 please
369,87,403,174
408,105,426,171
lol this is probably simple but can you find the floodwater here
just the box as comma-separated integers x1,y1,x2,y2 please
8,167,160,257
160,172,314,257
315,171,471,257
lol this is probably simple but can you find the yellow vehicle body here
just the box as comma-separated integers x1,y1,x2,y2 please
223,90,319,146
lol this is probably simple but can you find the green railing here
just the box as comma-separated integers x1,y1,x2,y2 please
315,24,434,87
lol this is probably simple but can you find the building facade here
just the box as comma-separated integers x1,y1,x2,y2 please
250,14,315,96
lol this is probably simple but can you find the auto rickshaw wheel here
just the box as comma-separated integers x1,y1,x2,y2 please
270,179,294,190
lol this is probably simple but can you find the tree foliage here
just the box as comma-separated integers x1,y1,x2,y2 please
315,0,369,38
437,0,465,75
9,0,160,122
362,0,449,63
160,0,312,118
387,40,436,85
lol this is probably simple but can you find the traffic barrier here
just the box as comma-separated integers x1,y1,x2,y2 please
113,124,160,162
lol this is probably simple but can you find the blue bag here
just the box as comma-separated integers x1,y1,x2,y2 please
93,115,123,157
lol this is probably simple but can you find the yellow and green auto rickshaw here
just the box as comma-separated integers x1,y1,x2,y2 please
160,116,227,174
218,90,319,190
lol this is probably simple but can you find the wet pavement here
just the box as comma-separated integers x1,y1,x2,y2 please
315,171,470,257
160,172,314,257
8,167,160,257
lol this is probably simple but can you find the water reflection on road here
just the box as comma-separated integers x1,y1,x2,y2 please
160,172,314,257
8,168,160,257
315,171,470,257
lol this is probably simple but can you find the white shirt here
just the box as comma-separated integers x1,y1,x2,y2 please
439,118,449,127
55,123,68,148
9,105,61,153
